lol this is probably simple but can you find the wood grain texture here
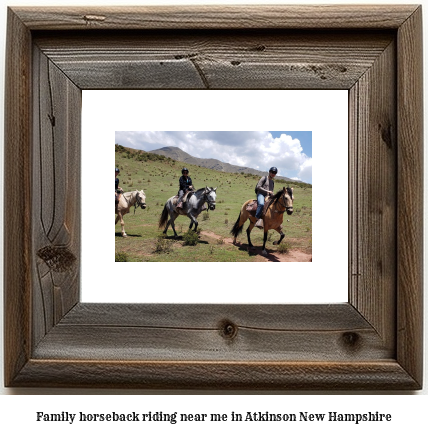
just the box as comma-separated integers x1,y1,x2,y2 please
349,40,396,351
396,6,423,386
12,360,419,390
32,304,391,362
4,8,32,388
4,5,423,390
12,5,420,30
34,31,393,90
32,46,81,348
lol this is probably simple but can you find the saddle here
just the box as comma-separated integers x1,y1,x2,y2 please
246,200,258,215
245,197,273,218
174,190,195,208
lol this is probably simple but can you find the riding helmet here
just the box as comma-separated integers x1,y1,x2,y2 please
115,167,120,173
182,167,189,174
269,167,278,174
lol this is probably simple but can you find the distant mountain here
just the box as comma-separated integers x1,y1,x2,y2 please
150,146,302,183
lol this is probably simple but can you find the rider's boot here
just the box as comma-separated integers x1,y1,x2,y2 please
255,219,264,229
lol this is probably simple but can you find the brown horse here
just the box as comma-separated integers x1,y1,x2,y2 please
230,187,294,255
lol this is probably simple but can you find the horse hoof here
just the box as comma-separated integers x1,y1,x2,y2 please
122,234,128,238
261,249,268,256
273,241,278,245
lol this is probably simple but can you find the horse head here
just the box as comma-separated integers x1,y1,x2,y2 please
283,187,294,215
137,190,147,209
205,186,217,210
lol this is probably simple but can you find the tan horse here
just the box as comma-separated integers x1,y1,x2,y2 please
230,187,294,255
115,189,146,237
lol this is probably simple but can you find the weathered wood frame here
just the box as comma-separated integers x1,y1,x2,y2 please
4,5,423,389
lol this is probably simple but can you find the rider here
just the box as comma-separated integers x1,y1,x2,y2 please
115,167,123,206
255,166,277,226
176,167,194,208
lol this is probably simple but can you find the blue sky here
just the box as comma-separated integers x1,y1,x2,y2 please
115,131,312,184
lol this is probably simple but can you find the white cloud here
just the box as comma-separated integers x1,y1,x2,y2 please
297,158,313,184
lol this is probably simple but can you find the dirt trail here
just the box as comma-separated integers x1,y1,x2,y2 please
200,231,312,263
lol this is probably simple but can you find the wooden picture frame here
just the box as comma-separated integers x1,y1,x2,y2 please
4,5,423,390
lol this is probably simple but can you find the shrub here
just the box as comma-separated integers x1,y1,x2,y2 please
183,230,199,246
154,235,173,254
277,242,291,254
115,252,129,262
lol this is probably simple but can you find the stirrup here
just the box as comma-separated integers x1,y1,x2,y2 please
255,219,264,229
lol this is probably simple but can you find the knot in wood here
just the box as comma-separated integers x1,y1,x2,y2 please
219,320,238,340
37,245,76,272
341,332,361,350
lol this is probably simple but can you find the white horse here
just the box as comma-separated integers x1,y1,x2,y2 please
158,187,217,238
115,190,146,237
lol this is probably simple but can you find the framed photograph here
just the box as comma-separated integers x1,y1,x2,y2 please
111,129,313,263
4,5,423,389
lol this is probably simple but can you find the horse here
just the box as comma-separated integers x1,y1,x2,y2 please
230,187,294,255
115,189,146,237
158,187,217,238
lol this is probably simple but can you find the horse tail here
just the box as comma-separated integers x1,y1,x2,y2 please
230,211,244,238
158,204,169,229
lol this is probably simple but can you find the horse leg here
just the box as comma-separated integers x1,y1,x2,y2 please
188,213,198,232
169,213,178,238
246,219,256,249
119,213,127,237
262,230,269,256
272,228,285,245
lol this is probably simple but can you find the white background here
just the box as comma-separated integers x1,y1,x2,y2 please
82,89,348,304
0,0,427,429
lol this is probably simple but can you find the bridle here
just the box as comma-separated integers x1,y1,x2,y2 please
134,192,146,214
274,190,293,214
203,189,216,209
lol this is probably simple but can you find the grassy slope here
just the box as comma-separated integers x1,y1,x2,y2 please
115,146,312,262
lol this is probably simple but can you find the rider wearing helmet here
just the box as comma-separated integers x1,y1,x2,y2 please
115,167,123,206
176,167,194,208
255,167,277,224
